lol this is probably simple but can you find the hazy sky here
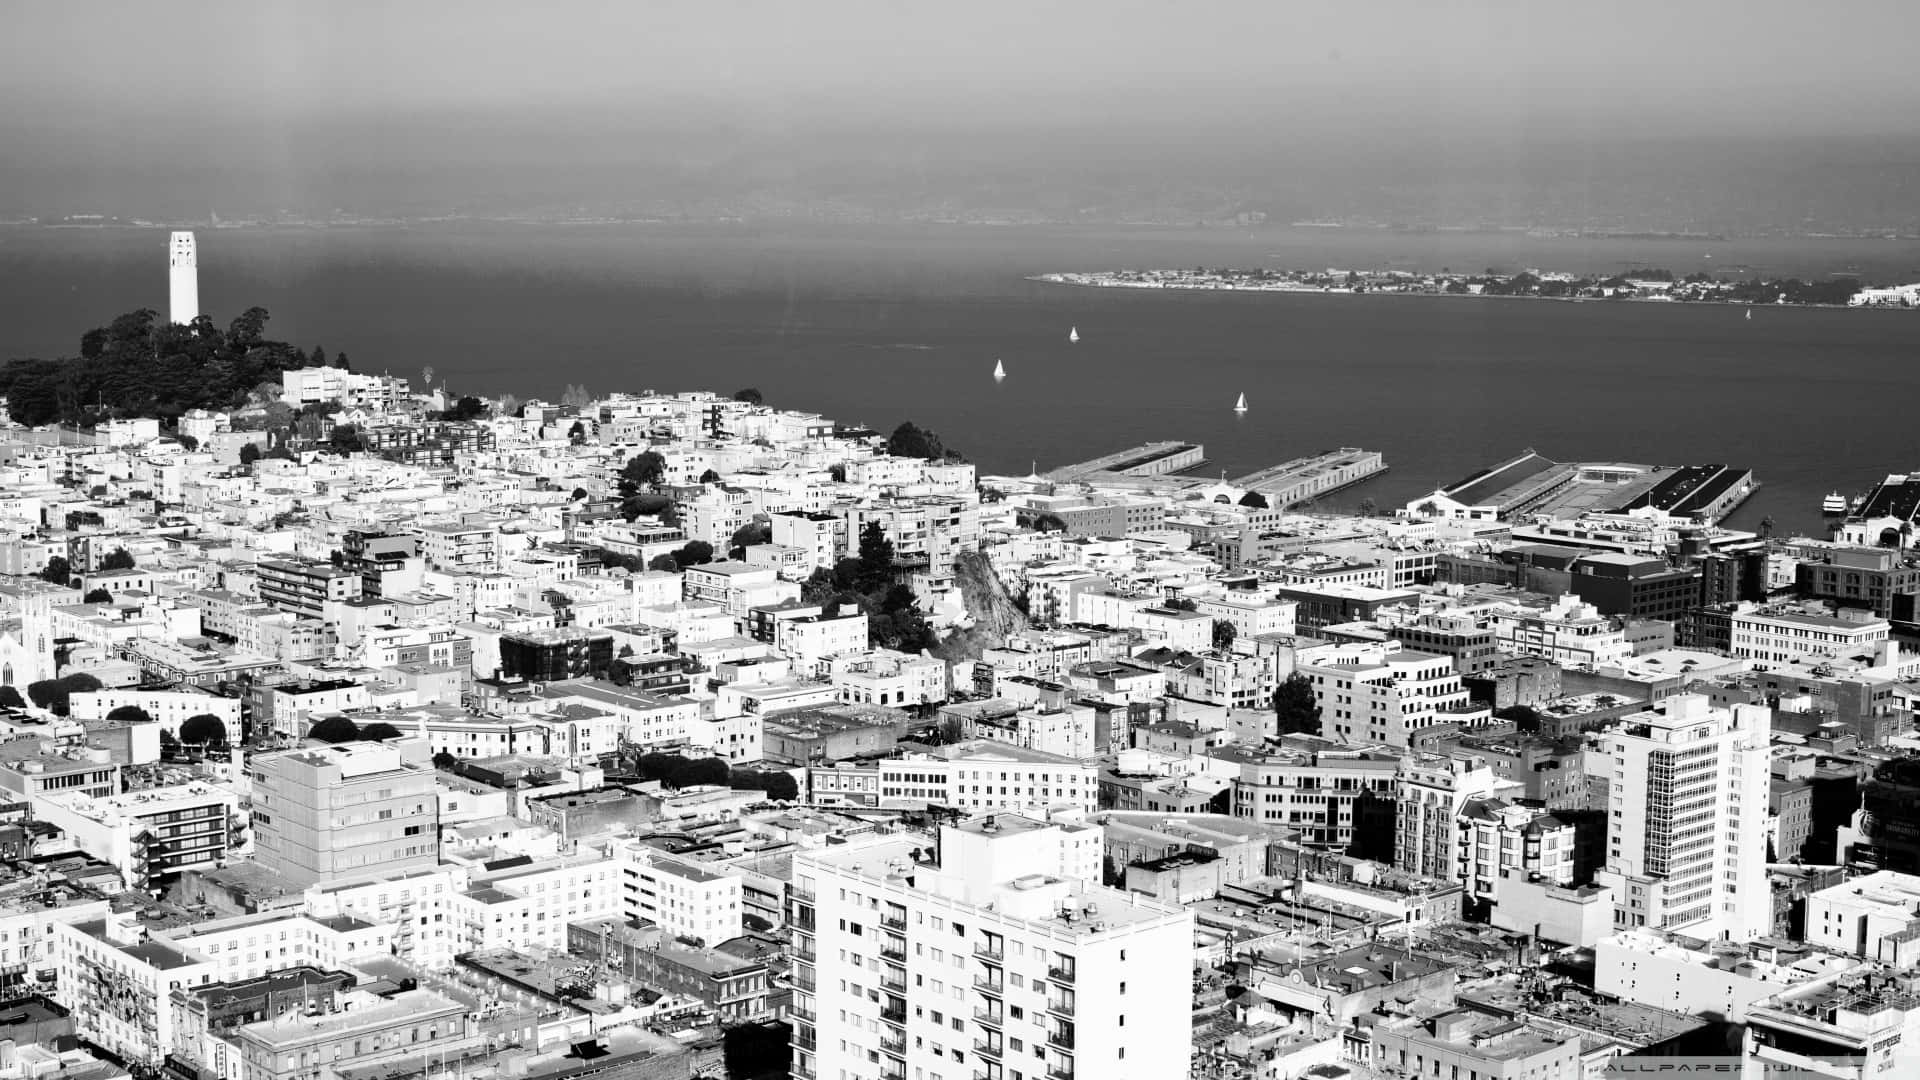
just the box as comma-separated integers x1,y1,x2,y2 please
5,1,1918,219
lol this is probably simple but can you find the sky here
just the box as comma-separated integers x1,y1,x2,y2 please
5,1,1918,221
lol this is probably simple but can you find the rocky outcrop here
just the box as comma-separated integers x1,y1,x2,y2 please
932,549,1027,662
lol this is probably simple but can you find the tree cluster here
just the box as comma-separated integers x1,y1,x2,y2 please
798,522,940,652
0,307,330,428
886,421,963,462
25,672,102,716
307,716,405,743
623,751,800,801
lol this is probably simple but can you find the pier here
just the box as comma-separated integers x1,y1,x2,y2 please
1045,443,1387,503
1233,448,1388,507
1047,441,1208,484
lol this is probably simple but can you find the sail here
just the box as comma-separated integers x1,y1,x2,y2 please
1235,393,1247,410
993,360,1006,378
1068,327,1079,343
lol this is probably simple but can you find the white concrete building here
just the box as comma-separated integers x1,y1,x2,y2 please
616,844,743,946
806,741,1100,815
1804,870,1920,966
448,851,620,953
1593,695,1772,941
1394,756,1505,883
1595,928,1859,1022
35,782,243,892
69,687,240,740
1300,644,1471,747
789,815,1193,1080
1729,605,1891,667
302,864,472,970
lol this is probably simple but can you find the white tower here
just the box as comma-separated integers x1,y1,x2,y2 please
168,231,199,325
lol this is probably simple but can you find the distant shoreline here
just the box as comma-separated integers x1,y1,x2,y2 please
1029,270,1913,311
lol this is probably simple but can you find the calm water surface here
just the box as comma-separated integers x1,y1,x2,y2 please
4,223,1919,535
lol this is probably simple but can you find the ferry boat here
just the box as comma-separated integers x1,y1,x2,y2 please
1823,492,1848,516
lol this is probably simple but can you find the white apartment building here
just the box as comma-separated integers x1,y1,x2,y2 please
827,650,949,708
162,910,395,985
449,851,620,953
1804,870,1920,965
1457,799,1577,903
616,845,743,945
1393,756,1504,883
807,742,1099,815
968,703,1097,759
69,687,241,739
414,523,499,571
1192,591,1298,639
789,815,1193,1080
35,782,243,892
1488,595,1633,669
1300,644,1471,747
1593,695,1772,941
302,864,473,970
770,511,841,572
683,561,801,619
53,912,220,1065
1594,928,1858,1022
1730,605,1891,667
776,613,871,672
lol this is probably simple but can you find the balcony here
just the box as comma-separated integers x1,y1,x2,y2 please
879,941,906,962
974,1041,1003,1059
794,1030,817,1052
880,1070,906,1080
790,1005,817,1024
879,972,906,993
974,941,1005,962
1046,1068,1074,1080
1048,1026,1075,1050
793,1061,817,1080
973,1008,1003,1028
880,1034,906,1056
973,974,1004,995
880,1007,907,1026
1047,964,1075,984
1047,997,1075,1017
879,912,907,931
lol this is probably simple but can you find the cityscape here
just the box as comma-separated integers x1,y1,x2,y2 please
0,229,1914,1080
6,4,1920,1080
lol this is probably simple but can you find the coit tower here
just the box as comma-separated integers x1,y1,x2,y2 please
168,231,199,325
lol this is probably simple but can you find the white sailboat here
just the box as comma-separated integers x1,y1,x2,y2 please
1234,392,1247,413
1745,308,1752,321
993,359,1006,379
1068,326,1080,343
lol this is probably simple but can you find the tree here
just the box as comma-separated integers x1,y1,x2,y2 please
1164,596,1198,612
307,716,362,743
1212,619,1238,651
1238,491,1270,509
25,672,100,716
647,554,679,572
698,468,721,484
40,556,71,586
0,686,24,710
1273,673,1322,736
730,521,772,550
673,540,715,568
175,434,200,452
887,421,951,461
1417,500,1441,517
856,521,895,591
1031,512,1068,533
619,493,676,523
432,750,459,770
567,420,587,444
239,443,262,466
619,450,666,497
83,588,112,604
180,713,228,746
1493,705,1542,734
106,705,154,726
100,547,136,571
361,721,403,741
444,395,487,421
733,388,764,406
329,424,366,454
